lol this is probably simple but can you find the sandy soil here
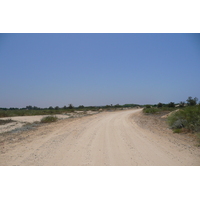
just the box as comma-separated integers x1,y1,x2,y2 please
0,111,98,134
0,109,199,166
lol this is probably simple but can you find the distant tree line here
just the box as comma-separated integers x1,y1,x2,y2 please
1,97,199,111
145,96,199,109
0,103,142,111
0,104,75,111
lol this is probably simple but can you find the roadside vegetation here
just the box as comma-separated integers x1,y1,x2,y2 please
0,119,15,125
40,116,58,123
143,97,200,144
0,104,141,118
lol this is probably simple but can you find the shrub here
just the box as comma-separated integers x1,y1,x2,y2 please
196,132,200,146
143,107,159,114
167,105,200,132
173,128,182,133
40,116,58,123
145,105,151,108
0,110,9,117
0,119,15,125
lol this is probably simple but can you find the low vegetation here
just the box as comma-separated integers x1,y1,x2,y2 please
0,104,141,118
143,106,177,114
143,96,200,144
40,116,58,123
0,119,15,125
167,105,200,132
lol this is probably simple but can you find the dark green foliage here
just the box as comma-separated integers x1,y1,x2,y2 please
55,106,59,110
123,104,140,107
114,104,121,107
173,128,182,133
179,101,185,108
186,96,198,106
168,102,175,108
157,102,163,108
196,132,200,146
68,104,74,109
143,106,176,114
26,105,33,110
40,116,58,123
145,105,151,108
0,110,9,117
143,107,159,114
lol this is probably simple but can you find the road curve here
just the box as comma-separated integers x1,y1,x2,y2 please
1,109,199,166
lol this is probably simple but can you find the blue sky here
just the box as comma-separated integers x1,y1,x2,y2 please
0,33,200,108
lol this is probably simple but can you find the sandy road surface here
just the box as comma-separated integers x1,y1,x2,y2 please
0,109,199,166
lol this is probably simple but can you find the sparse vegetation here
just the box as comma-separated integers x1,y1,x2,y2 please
0,103,142,118
143,106,176,114
0,119,15,125
173,128,182,133
142,96,200,144
143,107,159,114
167,105,200,133
145,105,151,108
40,116,58,123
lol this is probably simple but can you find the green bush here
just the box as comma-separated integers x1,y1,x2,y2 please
145,105,151,108
40,116,58,123
167,105,200,132
196,132,200,146
143,107,159,114
173,128,182,133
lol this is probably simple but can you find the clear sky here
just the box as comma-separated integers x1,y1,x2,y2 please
0,33,200,108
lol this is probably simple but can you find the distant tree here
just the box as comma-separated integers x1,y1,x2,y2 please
33,106,40,110
49,106,53,110
79,105,84,108
26,105,33,110
168,102,175,108
55,106,59,110
68,104,74,109
157,103,163,108
63,106,67,109
186,96,198,106
179,101,185,108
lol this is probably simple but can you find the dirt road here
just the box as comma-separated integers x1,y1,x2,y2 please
0,109,199,165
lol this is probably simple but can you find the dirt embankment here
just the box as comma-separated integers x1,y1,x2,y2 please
132,111,198,147
0,109,199,166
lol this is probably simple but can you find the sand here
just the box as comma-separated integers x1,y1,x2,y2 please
0,109,199,166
